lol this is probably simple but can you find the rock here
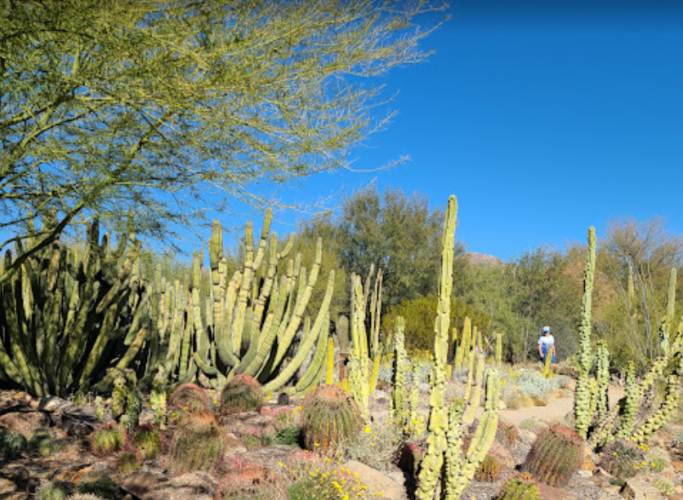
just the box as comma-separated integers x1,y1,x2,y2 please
671,461,683,472
538,483,578,500
518,429,537,446
221,412,279,441
342,459,405,500
581,454,596,471
121,471,161,498
488,440,516,470
0,410,50,438
138,409,155,426
0,477,17,497
622,479,666,500
145,472,218,500
577,470,593,478
58,406,98,437
39,397,62,412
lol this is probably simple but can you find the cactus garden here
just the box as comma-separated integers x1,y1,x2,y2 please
0,194,681,500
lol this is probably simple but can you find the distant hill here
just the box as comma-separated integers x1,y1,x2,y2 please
465,252,505,267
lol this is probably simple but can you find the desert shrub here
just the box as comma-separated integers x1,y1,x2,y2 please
36,480,72,500
29,428,53,448
39,438,65,456
76,474,118,500
383,295,489,352
654,477,674,497
501,370,569,406
599,439,644,479
345,421,404,472
274,425,302,446
0,429,27,459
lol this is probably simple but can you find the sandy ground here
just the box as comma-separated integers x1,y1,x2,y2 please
500,381,625,427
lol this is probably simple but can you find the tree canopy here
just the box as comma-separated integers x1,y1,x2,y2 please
0,0,444,284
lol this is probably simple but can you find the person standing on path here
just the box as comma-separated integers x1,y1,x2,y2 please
538,326,556,368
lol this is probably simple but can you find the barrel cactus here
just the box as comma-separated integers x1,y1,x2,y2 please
170,383,208,410
0,429,27,459
89,422,127,457
523,424,584,487
497,420,519,446
131,424,166,460
75,474,118,500
475,454,501,482
36,481,72,500
215,460,288,500
116,448,143,475
599,439,644,479
302,385,362,456
169,410,228,475
496,472,540,500
220,374,263,415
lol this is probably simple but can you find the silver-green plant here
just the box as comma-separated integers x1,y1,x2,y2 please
392,316,408,424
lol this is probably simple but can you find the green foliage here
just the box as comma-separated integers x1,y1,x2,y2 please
599,439,644,479
475,454,500,482
220,374,263,415
302,385,362,457
131,424,165,460
383,295,490,352
169,410,228,475
216,461,289,500
345,422,404,472
29,428,54,449
1,0,442,282
0,429,27,459
89,422,127,457
36,481,72,500
496,472,540,500
336,185,466,310
274,425,303,446
116,448,143,475
649,457,669,473
523,424,584,488
39,438,65,457
76,474,118,500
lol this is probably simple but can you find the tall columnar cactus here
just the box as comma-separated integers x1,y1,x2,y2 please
0,219,149,397
628,375,679,445
495,333,503,366
614,362,637,439
496,473,540,500
392,316,408,423
169,410,229,475
574,227,596,440
347,265,383,418
595,340,610,422
220,374,263,415
416,195,463,500
301,385,362,457
523,424,584,488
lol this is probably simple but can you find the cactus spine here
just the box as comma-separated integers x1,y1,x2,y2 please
523,424,584,487
496,473,540,500
393,316,408,424
574,227,596,440
220,374,263,415
169,410,228,475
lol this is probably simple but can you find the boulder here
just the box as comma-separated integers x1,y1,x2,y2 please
342,459,405,500
622,480,665,500
145,472,218,500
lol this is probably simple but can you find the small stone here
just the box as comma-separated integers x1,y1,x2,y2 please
671,461,683,472
0,477,17,496
581,454,596,471
538,483,578,500
622,479,666,500
121,472,160,498
577,470,592,478
39,397,62,412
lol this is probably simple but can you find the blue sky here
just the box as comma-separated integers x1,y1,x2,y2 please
245,0,683,262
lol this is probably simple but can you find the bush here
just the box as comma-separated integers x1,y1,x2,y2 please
36,481,72,500
383,295,490,352
76,474,118,500
344,422,404,472
599,440,644,479
0,429,27,460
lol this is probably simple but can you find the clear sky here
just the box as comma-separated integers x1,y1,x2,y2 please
249,0,683,262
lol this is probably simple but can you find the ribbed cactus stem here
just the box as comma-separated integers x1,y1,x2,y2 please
416,195,457,500
393,317,408,421
574,226,596,440
629,375,679,445
595,340,609,421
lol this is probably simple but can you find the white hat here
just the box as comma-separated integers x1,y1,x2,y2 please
542,326,550,333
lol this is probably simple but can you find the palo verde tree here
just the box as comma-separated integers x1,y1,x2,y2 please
0,0,445,285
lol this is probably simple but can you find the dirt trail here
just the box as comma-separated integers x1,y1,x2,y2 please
499,382,625,427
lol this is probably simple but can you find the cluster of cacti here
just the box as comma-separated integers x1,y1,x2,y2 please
29,429,63,456
215,461,289,500
629,375,679,445
36,481,72,500
496,472,540,500
301,384,362,456
415,195,501,500
598,439,644,478
287,312,331,397
159,209,335,394
0,219,150,397
595,340,610,421
523,424,584,487
408,376,426,438
169,410,228,475
475,454,501,482
497,420,519,445
167,382,208,421
347,265,383,418
115,448,143,474
131,424,166,459
220,374,263,415
89,422,127,457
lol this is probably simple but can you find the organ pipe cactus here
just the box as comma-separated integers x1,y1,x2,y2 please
595,341,610,422
0,219,149,397
393,316,408,423
574,227,596,440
